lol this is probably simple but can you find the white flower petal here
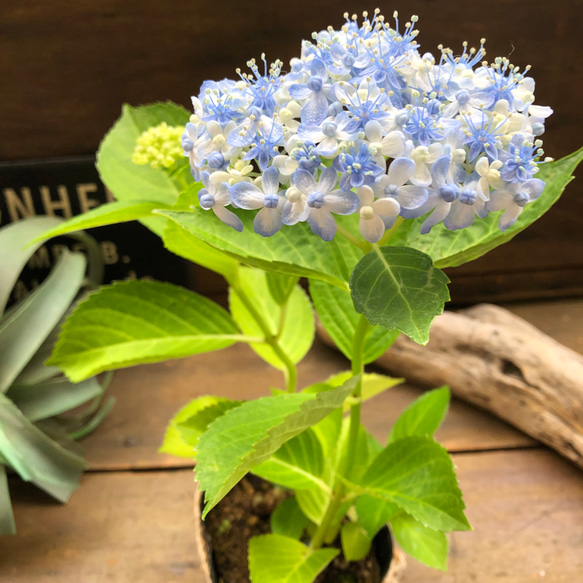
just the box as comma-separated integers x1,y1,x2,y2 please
359,214,386,243
291,169,316,194
324,190,359,215
254,207,283,237
387,157,415,186
307,209,337,241
230,182,265,210
213,205,243,232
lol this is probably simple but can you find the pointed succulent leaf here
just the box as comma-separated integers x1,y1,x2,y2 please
0,216,64,315
310,279,400,363
229,267,314,370
0,393,86,503
0,464,16,535
0,250,86,393
249,534,338,583
196,377,358,518
387,387,450,444
350,246,450,345
391,512,448,571
48,280,240,382
359,436,470,532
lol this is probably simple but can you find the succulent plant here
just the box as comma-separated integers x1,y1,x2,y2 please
0,217,113,535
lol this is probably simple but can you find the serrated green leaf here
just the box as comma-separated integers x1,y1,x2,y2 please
0,464,16,535
229,267,314,370
7,377,103,422
341,521,372,561
355,495,400,539
359,436,470,532
177,399,242,454
158,208,351,289
0,393,86,502
388,387,450,444
324,371,403,411
31,200,171,244
96,102,189,236
391,513,448,570
350,246,450,345
0,217,64,315
160,396,242,458
196,377,357,518
48,280,240,382
253,429,326,491
295,487,329,526
249,534,338,583
310,279,400,364
271,497,310,540
266,273,300,305
0,250,86,393
389,147,583,268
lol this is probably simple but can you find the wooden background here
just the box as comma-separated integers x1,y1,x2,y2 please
1,0,582,303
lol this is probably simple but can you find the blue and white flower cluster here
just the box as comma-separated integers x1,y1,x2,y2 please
182,10,552,242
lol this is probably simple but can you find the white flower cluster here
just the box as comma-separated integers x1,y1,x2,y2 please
182,9,552,242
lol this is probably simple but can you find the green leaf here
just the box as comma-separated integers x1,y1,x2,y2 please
177,399,242,454
158,208,351,289
0,249,86,393
229,267,315,370
295,487,329,526
355,495,400,539
7,377,103,422
160,396,240,459
359,436,470,532
0,464,16,535
324,371,403,411
0,216,64,316
266,273,300,305
196,376,357,518
48,280,240,382
163,219,239,281
388,387,450,444
391,513,448,571
253,429,327,491
350,246,450,345
31,200,171,244
249,534,338,583
389,147,583,268
0,393,86,503
271,497,310,540
341,521,372,562
310,279,400,364
96,102,189,236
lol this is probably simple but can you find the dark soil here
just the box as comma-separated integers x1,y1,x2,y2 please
204,475,384,583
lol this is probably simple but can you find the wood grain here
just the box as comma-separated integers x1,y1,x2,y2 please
3,449,582,582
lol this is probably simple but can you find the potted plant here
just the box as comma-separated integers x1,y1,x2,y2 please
36,8,582,581
0,218,113,535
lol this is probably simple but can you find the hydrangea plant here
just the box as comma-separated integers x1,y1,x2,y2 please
37,9,582,581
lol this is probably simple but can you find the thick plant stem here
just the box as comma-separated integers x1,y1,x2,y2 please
310,314,370,550
344,314,370,478
228,268,298,393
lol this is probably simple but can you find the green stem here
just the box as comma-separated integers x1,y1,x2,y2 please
336,224,372,253
228,267,298,393
309,314,370,550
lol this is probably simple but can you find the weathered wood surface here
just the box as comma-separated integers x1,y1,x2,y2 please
81,339,534,471
375,302,583,467
2,449,582,582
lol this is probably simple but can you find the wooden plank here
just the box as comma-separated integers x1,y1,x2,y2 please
403,449,583,582
3,449,582,582
1,470,200,582
81,340,534,471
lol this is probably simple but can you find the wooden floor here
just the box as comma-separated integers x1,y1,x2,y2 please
2,299,583,582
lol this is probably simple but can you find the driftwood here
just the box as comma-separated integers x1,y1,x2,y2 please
370,304,583,468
